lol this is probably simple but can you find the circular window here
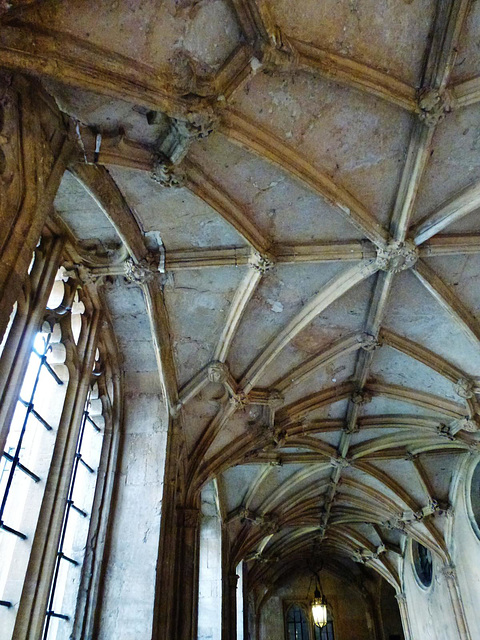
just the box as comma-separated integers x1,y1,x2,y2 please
412,541,433,588
468,460,480,539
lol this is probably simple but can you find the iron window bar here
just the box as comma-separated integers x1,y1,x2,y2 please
0,520,27,540
43,394,97,638
0,600,12,608
0,335,56,538
2,451,41,483
17,398,53,431
45,611,70,621
85,413,101,432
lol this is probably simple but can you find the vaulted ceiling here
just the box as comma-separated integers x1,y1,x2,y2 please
3,0,480,594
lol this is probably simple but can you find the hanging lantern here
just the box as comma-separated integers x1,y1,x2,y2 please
311,586,328,627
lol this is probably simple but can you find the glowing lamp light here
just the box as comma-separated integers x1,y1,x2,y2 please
311,588,328,628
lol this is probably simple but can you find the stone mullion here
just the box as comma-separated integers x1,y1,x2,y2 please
0,75,73,344
72,354,122,640
14,308,101,640
0,235,64,456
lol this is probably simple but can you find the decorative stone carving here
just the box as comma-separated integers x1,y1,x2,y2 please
376,240,418,273
330,457,350,469
395,592,407,604
180,109,219,141
230,391,249,410
267,390,284,409
248,251,275,274
351,390,371,405
451,416,480,434
359,332,381,352
454,378,475,399
418,89,451,127
269,456,283,467
383,516,406,532
436,423,455,440
440,563,457,581
207,361,229,384
124,257,159,284
151,154,186,188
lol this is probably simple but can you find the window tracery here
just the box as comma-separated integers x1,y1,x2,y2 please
0,235,118,640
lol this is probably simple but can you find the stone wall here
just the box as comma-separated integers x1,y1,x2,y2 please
258,572,373,640
402,455,480,640
97,389,168,640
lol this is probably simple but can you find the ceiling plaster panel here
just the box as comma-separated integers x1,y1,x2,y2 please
259,342,356,391
450,0,480,84
281,352,357,407
309,431,343,449
303,398,350,422
104,279,159,373
413,105,480,222
246,464,308,512
341,465,411,509
369,345,460,402
383,270,480,376
361,396,449,419
265,0,436,85
291,275,375,352
423,254,480,315
54,171,120,244
191,134,364,243
221,464,267,513
164,266,246,385
45,82,167,146
416,453,462,501
107,166,247,249
232,71,411,228
182,396,220,452
227,262,347,378
25,0,240,75
361,458,429,507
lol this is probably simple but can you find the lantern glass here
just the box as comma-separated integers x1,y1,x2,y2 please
311,597,328,628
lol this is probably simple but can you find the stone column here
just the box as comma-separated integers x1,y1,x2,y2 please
177,506,200,640
152,419,184,640
0,73,73,343
227,573,239,640
395,592,412,640
442,564,472,640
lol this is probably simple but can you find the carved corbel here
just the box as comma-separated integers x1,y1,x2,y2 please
207,360,230,384
383,516,406,532
269,455,283,467
124,256,161,285
376,240,418,273
436,423,456,440
359,332,381,352
450,416,480,434
351,390,371,406
330,457,350,469
248,251,275,274
151,154,186,188
454,378,475,399
259,27,299,71
440,563,457,581
418,89,451,127
230,391,249,410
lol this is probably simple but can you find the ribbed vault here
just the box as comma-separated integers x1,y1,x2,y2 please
4,0,480,603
